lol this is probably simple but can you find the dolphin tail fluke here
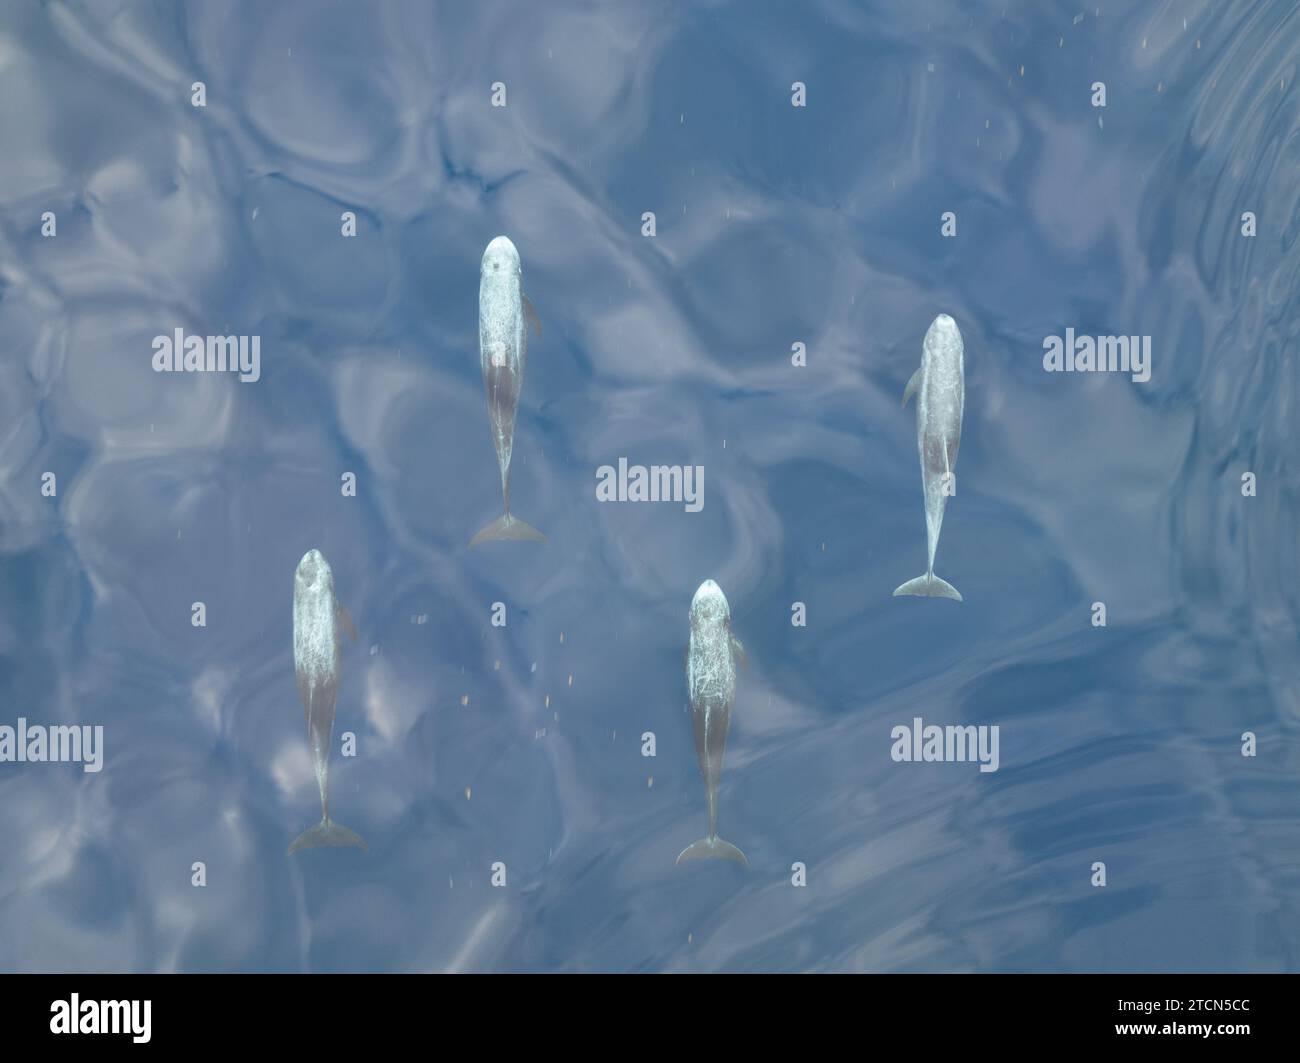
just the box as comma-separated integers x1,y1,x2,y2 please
676,836,748,866
288,819,368,854
892,573,963,601
469,513,547,547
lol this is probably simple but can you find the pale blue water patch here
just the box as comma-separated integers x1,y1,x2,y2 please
0,0,1296,972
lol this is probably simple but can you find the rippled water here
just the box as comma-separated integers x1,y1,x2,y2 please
0,1,1297,973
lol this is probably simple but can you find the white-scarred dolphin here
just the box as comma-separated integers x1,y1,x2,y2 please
895,313,965,601
677,579,748,866
470,235,546,546
289,549,366,853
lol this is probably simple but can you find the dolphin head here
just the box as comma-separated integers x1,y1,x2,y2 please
923,313,963,364
482,235,521,278
926,313,961,344
929,313,957,338
690,579,731,631
295,549,334,598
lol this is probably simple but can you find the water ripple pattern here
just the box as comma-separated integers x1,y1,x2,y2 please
0,0,1296,972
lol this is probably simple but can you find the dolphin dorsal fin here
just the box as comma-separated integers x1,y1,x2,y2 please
902,367,922,407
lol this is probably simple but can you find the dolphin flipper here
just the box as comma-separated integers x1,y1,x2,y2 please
902,367,922,407
288,819,368,854
676,836,748,866
336,603,358,643
892,574,962,601
469,513,547,547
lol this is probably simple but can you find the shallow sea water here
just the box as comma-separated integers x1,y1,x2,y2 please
0,0,1297,972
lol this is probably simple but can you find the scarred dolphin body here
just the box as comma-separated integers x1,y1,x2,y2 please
289,549,366,854
677,579,748,866
471,235,546,546
895,313,965,602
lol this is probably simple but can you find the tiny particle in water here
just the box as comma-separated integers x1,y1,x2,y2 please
531,662,537,673
494,660,501,671
1019,65,1024,77
554,712,559,722
461,694,469,706
1196,40,1200,49
647,776,654,788
688,933,693,944
1157,82,1163,93
545,694,550,708
560,631,565,644
465,787,472,800
1059,36,1063,47
1142,37,1147,48
568,674,573,687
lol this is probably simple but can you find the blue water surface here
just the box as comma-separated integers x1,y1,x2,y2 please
0,0,1297,972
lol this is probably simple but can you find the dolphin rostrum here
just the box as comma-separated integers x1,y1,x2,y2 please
289,549,366,853
677,579,748,866
470,235,546,546
894,313,965,601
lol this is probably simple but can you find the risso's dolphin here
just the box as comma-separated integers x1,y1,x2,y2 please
677,579,748,866
470,235,546,547
895,313,965,601
289,549,366,854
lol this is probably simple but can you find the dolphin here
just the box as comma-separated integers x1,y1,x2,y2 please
894,313,965,601
288,549,367,854
470,235,546,547
677,579,748,866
